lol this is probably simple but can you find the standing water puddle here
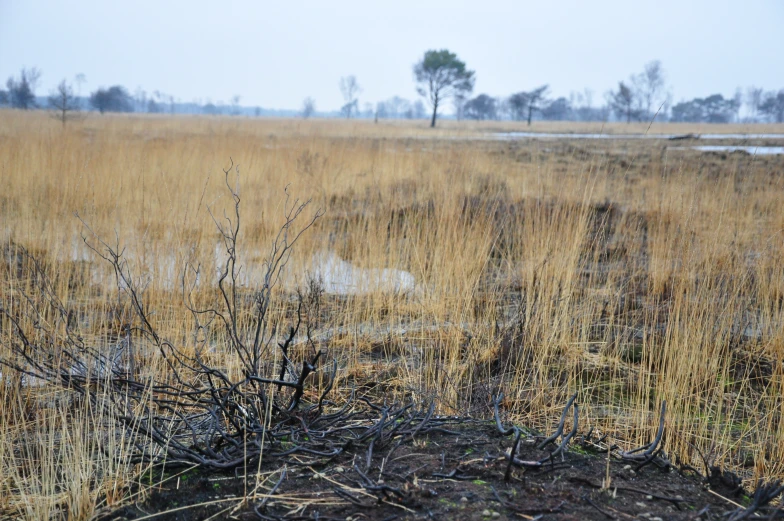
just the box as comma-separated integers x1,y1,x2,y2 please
311,251,416,295
493,132,784,140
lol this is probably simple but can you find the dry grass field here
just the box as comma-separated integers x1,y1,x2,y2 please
1,110,784,519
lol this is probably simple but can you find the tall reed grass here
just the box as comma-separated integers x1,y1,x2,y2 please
1,110,783,518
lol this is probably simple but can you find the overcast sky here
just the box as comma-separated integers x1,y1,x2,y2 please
1,0,782,112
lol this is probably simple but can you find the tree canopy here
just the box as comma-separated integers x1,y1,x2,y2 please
89,86,134,114
607,82,637,123
759,90,784,123
414,49,474,127
6,68,41,110
670,94,739,123
464,94,497,120
508,85,549,125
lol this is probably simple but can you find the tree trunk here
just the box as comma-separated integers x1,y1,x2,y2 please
430,99,438,128
527,105,533,126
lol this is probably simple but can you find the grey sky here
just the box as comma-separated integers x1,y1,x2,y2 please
1,0,782,112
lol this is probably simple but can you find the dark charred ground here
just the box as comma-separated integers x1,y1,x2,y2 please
109,417,769,521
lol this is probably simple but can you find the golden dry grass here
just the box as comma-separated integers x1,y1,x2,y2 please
2,110,784,519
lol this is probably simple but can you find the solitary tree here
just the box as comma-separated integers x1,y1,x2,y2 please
48,79,81,127
339,75,361,118
413,49,475,127
607,82,637,123
6,67,41,110
526,86,549,125
301,97,316,119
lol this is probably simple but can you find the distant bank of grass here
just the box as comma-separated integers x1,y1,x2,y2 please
1,110,784,519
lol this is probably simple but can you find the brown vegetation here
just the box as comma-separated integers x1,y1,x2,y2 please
1,111,783,519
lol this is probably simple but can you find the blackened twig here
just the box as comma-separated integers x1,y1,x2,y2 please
257,467,288,510
505,428,522,481
493,394,515,436
538,393,578,450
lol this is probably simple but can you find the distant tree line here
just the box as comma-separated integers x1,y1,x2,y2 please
373,96,427,120
452,59,783,125
2,60,783,125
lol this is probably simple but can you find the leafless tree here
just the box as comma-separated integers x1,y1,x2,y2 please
632,60,668,120
385,96,410,119
583,88,593,109
230,95,241,116
339,75,361,118
746,86,764,121
74,73,87,97
301,97,316,118
732,88,743,122
374,101,387,119
496,97,511,120
134,87,147,113
413,100,426,119
363,102,374,119
572,88,606,122
453,91,467,121
47,79,82,128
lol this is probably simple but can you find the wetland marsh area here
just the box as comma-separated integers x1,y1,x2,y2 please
2,114,784,520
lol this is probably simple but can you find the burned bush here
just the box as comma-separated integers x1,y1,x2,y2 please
0,160,334,469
